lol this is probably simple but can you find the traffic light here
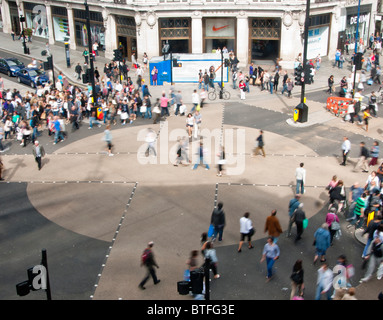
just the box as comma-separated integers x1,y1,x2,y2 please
354,52,363,70
27,267,40,291
47,56,53,69
190,270,204,294
43,56,53,70
113,49,122,62
16,265,46,296
82,69,90,84
294,65,304,86
172,59,182,67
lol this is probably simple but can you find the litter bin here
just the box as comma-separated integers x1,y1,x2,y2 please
294,103,308,123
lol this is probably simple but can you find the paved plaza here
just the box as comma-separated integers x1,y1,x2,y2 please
0,33,382,302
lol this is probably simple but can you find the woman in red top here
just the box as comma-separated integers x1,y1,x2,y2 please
239,80,246,100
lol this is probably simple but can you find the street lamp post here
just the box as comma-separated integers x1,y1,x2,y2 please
219,51,224,99
84,0,96,113
300,0,310,105
352,0,362,98
19,15,29,55
293,0,310,123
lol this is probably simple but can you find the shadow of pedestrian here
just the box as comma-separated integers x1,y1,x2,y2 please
6,158,27,180
42,157,50,168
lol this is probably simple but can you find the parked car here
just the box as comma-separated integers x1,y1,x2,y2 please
0,58,25,77
16,68,49,88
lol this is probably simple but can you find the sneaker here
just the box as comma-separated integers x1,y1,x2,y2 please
359,277,371,283
138,284,145,290
109,153,114,156
214,274,220,279
378,275,382,280
154,280,161,285
98,124,101,128
88,127,92,129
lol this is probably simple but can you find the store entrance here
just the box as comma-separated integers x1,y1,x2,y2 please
11,11,21,35
118,36,128,59
161,39,189,54
205,39,235,53
251,39,279,61
117,36,137,62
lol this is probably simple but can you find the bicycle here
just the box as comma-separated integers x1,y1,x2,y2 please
208,84,231,101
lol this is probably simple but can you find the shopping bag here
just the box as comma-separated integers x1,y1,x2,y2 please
208,224,214,237
303,218,308,229
367,211,375,226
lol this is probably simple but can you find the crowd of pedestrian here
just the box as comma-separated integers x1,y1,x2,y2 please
178,134,383,300
1,40,383,301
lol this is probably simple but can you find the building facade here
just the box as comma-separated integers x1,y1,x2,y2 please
0,0,378,68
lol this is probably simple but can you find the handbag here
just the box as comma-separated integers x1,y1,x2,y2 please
290,271,302,283
331,221,341,231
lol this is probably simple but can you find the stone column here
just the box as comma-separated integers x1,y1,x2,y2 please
279,11,302,69
136,11,159,60
104,13,117,60
191,11,203,53
145,11,159,59
236,12,249,69
17,0,24,36
66,4,76,50
1,0,12,34
45,4,55,45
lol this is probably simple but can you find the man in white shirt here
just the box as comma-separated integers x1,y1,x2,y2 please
341,136,351,166
6,89,12,100
191,89,200,113
136,65,144,77
295,162,306,194
92,42,99,56
115,80,123,92
56,79,63,92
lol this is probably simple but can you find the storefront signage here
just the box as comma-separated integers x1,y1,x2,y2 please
349,14,369,25
307,26,329,59
205,18,235,38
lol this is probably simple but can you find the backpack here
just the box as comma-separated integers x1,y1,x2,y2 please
141,249,151,265
372,242,383,258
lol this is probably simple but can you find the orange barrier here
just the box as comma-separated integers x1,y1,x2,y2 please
326,97,353,117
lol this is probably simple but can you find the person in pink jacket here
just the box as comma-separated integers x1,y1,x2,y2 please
326,206,340,245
